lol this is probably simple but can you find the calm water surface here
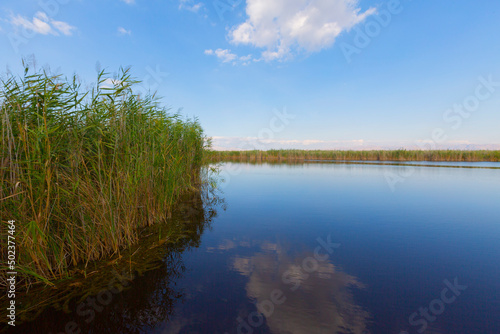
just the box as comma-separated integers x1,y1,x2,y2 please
6,162,500,334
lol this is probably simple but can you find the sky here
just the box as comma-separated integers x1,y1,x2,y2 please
1,0,500,150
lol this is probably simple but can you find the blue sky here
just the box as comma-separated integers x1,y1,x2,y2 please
1,0,500,150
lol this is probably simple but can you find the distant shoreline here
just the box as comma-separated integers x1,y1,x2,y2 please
210,149,500,162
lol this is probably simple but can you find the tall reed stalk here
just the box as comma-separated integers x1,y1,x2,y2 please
0,65,208,284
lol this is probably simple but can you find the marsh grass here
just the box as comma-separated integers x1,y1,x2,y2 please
0,188,223,326
210,149,500,163
0,65,207,285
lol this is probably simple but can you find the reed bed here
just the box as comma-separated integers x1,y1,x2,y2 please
210,149,500,162
0,187,223,326
0,66,208,285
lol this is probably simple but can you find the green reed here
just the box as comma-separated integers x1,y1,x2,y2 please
0,65,208,284
210,149,500,162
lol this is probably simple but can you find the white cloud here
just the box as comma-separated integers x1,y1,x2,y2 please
11,12,52,35
100,78,124,89
121,0,135,4
239,54,253,65
189,3,203,12
229,0,376,61
204,48,238,63
10,11,75,36
117,26,131,35
51,20,76,35
179,0,204,12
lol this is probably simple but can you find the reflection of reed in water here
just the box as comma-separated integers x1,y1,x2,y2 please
0,188,225,334
232,241,370,334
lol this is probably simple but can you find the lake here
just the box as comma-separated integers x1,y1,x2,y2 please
6,162,500,334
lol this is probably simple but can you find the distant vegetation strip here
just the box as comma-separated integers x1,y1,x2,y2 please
1,65,209,285
210,149,500,162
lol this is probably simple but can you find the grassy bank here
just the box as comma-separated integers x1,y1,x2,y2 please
0,66,208,285
210,149,500,162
